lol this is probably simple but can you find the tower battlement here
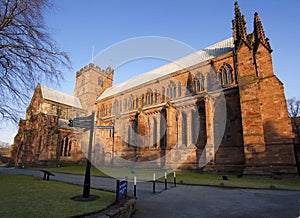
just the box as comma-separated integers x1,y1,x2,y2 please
76,63,114,78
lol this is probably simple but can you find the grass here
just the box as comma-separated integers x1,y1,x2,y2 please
30,165,165,180
164,171,300,190
29,165,300,190
0,174,115,218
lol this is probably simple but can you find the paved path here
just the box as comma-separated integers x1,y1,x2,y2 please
1,168,300,218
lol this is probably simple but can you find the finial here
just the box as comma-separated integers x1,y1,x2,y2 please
253,12,272,51
232,1,248,49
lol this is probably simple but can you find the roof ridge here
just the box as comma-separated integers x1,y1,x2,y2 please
40,86,83,109
96,37,234,102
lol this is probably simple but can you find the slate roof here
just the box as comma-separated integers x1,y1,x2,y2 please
41,86,83,109
96,37,234,102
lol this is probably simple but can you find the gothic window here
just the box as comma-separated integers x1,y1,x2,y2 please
169,81,176,98
135,97,139,108
128,95,134,110
124,99,127,110
228,69,233,84
127,125,131,147
154,91,158,103
132,96,135,109
218,73,222,86
196,73,205,92
186,73,193,95
192,111,199,144
68,141,72,156
206,74,211,91
166,88,170,99
181,112,187,145
60,137,71,157
162,87,165,102
196,79,201,92
200,77,204,91
142,95,145,106
98,77,103,87
178,82,182,97
218,63,233,86
146,89,152,105
153,118,157,148
173,86,176,98
113,100,118,114
160,111,166,148
192,80,196,93
64,137,68,157
60,139,64,156
120,100,122,112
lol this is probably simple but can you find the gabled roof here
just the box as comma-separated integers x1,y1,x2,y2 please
96,37,234,102
40,86,83,109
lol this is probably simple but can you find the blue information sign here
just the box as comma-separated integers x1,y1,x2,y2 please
116,179,127,202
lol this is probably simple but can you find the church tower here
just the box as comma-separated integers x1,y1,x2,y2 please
233,2,297,176
74,63,114,114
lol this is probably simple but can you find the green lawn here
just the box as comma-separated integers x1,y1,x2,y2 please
164,171,300,190
0,174,115,218
30,165,300,190
30,165,164,180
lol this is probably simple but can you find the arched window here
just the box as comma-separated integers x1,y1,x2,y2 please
173,86,176,98
135,97,139,108
60,139,64,156
100,104,105,116
128,95,134,110
166,88,170,99
206,74,211,91
98,77,103,86
200,77,204,91
181,112,187,145
186,73,194,95
124,99,127,110
169,81,176,98
64,137,68,157
196,79,201,92
119,100,122,112
127,125,131,147
192,80,196,93
192,111,199,144
146,89,152,104
141,95,145,106
60,137,71,157
162,87,165,101
113,100,118,114
218,63,233,86
154,90,159,103
153,118,157,148
68,141,72,156
196,73,205,92
178,82,182,97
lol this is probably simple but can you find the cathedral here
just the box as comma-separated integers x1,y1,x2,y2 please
11,2,299,176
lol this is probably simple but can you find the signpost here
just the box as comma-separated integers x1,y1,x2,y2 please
68,116,116,199
116,179,128,202
68,112,95,199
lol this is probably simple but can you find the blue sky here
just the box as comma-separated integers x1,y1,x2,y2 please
1,0,300,143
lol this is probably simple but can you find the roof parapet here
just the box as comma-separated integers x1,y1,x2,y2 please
76,63,114,78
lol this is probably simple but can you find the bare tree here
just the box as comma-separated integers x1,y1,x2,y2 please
287,97,300,118
0,0,71,123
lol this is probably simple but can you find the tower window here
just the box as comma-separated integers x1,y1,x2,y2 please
98,77,103,86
